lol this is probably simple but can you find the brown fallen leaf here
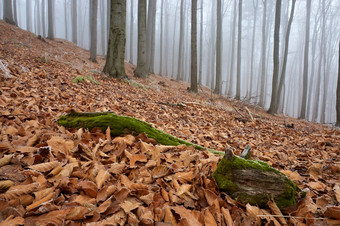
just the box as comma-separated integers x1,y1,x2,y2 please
0,154,13,167
95,168,110,189
334,184,340,204
172,206,203,226
267,199,287,225
324,206,340,220
26,192,54,211
0,180,14,190
307,163,323,180
221,207,234,226
121,197,143,213
204,209,217,226
0,215,24,226
29,161,60,173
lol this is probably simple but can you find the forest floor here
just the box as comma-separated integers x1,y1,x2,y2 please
0,20,339,225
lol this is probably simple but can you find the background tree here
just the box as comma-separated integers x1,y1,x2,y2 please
26,0,31,31
235,0,243,100
267,0,281,114
336,39,340,126
146,0,156,74
89,0,98,62
134,0,147,78
299,0,311,119
249,0,258,98
227,0,237,97
190,0,198,93
47,0,55,40
3,0,16,25
176,0,185,81
71,0,77,44
213,0,222,95
103,0,127,78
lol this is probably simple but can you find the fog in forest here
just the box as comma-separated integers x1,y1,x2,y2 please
2,0,339,124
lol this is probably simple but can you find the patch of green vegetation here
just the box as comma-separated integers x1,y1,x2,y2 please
124,79,149,90
72,76,100,85
36,56,49,63
58,110,224,155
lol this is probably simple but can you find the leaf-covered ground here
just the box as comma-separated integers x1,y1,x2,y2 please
0,21,339,225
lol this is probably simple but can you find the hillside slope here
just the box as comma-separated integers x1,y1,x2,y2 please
1,21,339,225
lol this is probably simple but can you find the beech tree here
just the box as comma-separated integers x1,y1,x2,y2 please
146,0,156,74
337,40,340,126
227,0,237,97
71,0,77,44
26,0,31,31
3,0,16,26
176,0,185,81
213,0,222,95
134,0,147,78
267,0,281,114
47,0,55,40
235,0,243,100
103,0,127,78
89,0,98,62
190,0,198,93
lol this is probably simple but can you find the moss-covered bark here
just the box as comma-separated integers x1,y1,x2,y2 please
58,110,224,155
213,149,305,210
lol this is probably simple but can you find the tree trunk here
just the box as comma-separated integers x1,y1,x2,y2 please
26,0,31,31
336,39,340,126
190,0,198,93
198,0,203,85
134,0,147,78
235,0,243,100
13,0,18,26
176,0,185,81
159,0,164,76
227,0,237,97
129,0,134,63
103,0,127,78
299,0,311,119
267,0,281,114
42,0,46,37
249,0,258,99
258,0,267,107
146,0,156,74
71,0,77,44
64,0,68,40
47,0,55,40
276,0,296,113
90,0,98,62
213,0,222,95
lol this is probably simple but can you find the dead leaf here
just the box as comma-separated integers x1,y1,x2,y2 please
307,163,323,180
324,206,340,219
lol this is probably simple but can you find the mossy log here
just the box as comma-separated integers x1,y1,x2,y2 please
58,110,224,155
213,149,305,210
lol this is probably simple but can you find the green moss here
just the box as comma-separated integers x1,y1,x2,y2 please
72,76,100,85
212,154,300,209
58,110,224,155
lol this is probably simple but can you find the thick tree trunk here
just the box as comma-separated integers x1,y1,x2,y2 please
267,0,282,114
3,0,16,26
213,0,222,95
58,110,223,155
129,0,134,63
227,0,237,97
134,0,147,78
235,0,243,100
190,0,198,93
90,0,98,62
103,0,127,78
146,0,156,74
47,0,55,40
258,0,267,107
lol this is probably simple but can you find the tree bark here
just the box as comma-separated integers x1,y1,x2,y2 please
146,0,156,74
71,0,77,44
235,0,243,100
258,0,267,107
3,0,16,26
103,0,127,78
129,0,134,63
198,0,203,85
159,0,164,75
267,0,282,114
227,0,237,97
47,0,55,40
134,0,147,78
299,0,311,119
336,39,340,126
214,0,222,95
190,0,198,93
249,0,258,99
90,0,98,62
176,0,185,81
26,0,31,31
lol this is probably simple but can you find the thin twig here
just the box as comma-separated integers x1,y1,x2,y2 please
256,214,328,220
245,107,254,121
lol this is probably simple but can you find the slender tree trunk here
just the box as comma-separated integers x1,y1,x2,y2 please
176,0,185,81
134,0,147,78
235,0,243,100
13,0,18,26
198,0,203,85
129,0,134,63
336,39,340,126
227,0,237,97
3,0,16,25
42,0,46,37
72,0,77,44
249,0,258,98
299,0,311,119
258,0,267,107
100,0,106,54
159,0,164,75
103,0,127,78
267,0,281,114
64,0,68,40
190,0,198,93
276,0,296,112
171,0,180,78
90,0,98,62
214,0,222,95
146,0,156,74
26,0,31,31
47,0,55,40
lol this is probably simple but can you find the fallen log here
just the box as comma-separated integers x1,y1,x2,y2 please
213,148,305,210
58,110,224,155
